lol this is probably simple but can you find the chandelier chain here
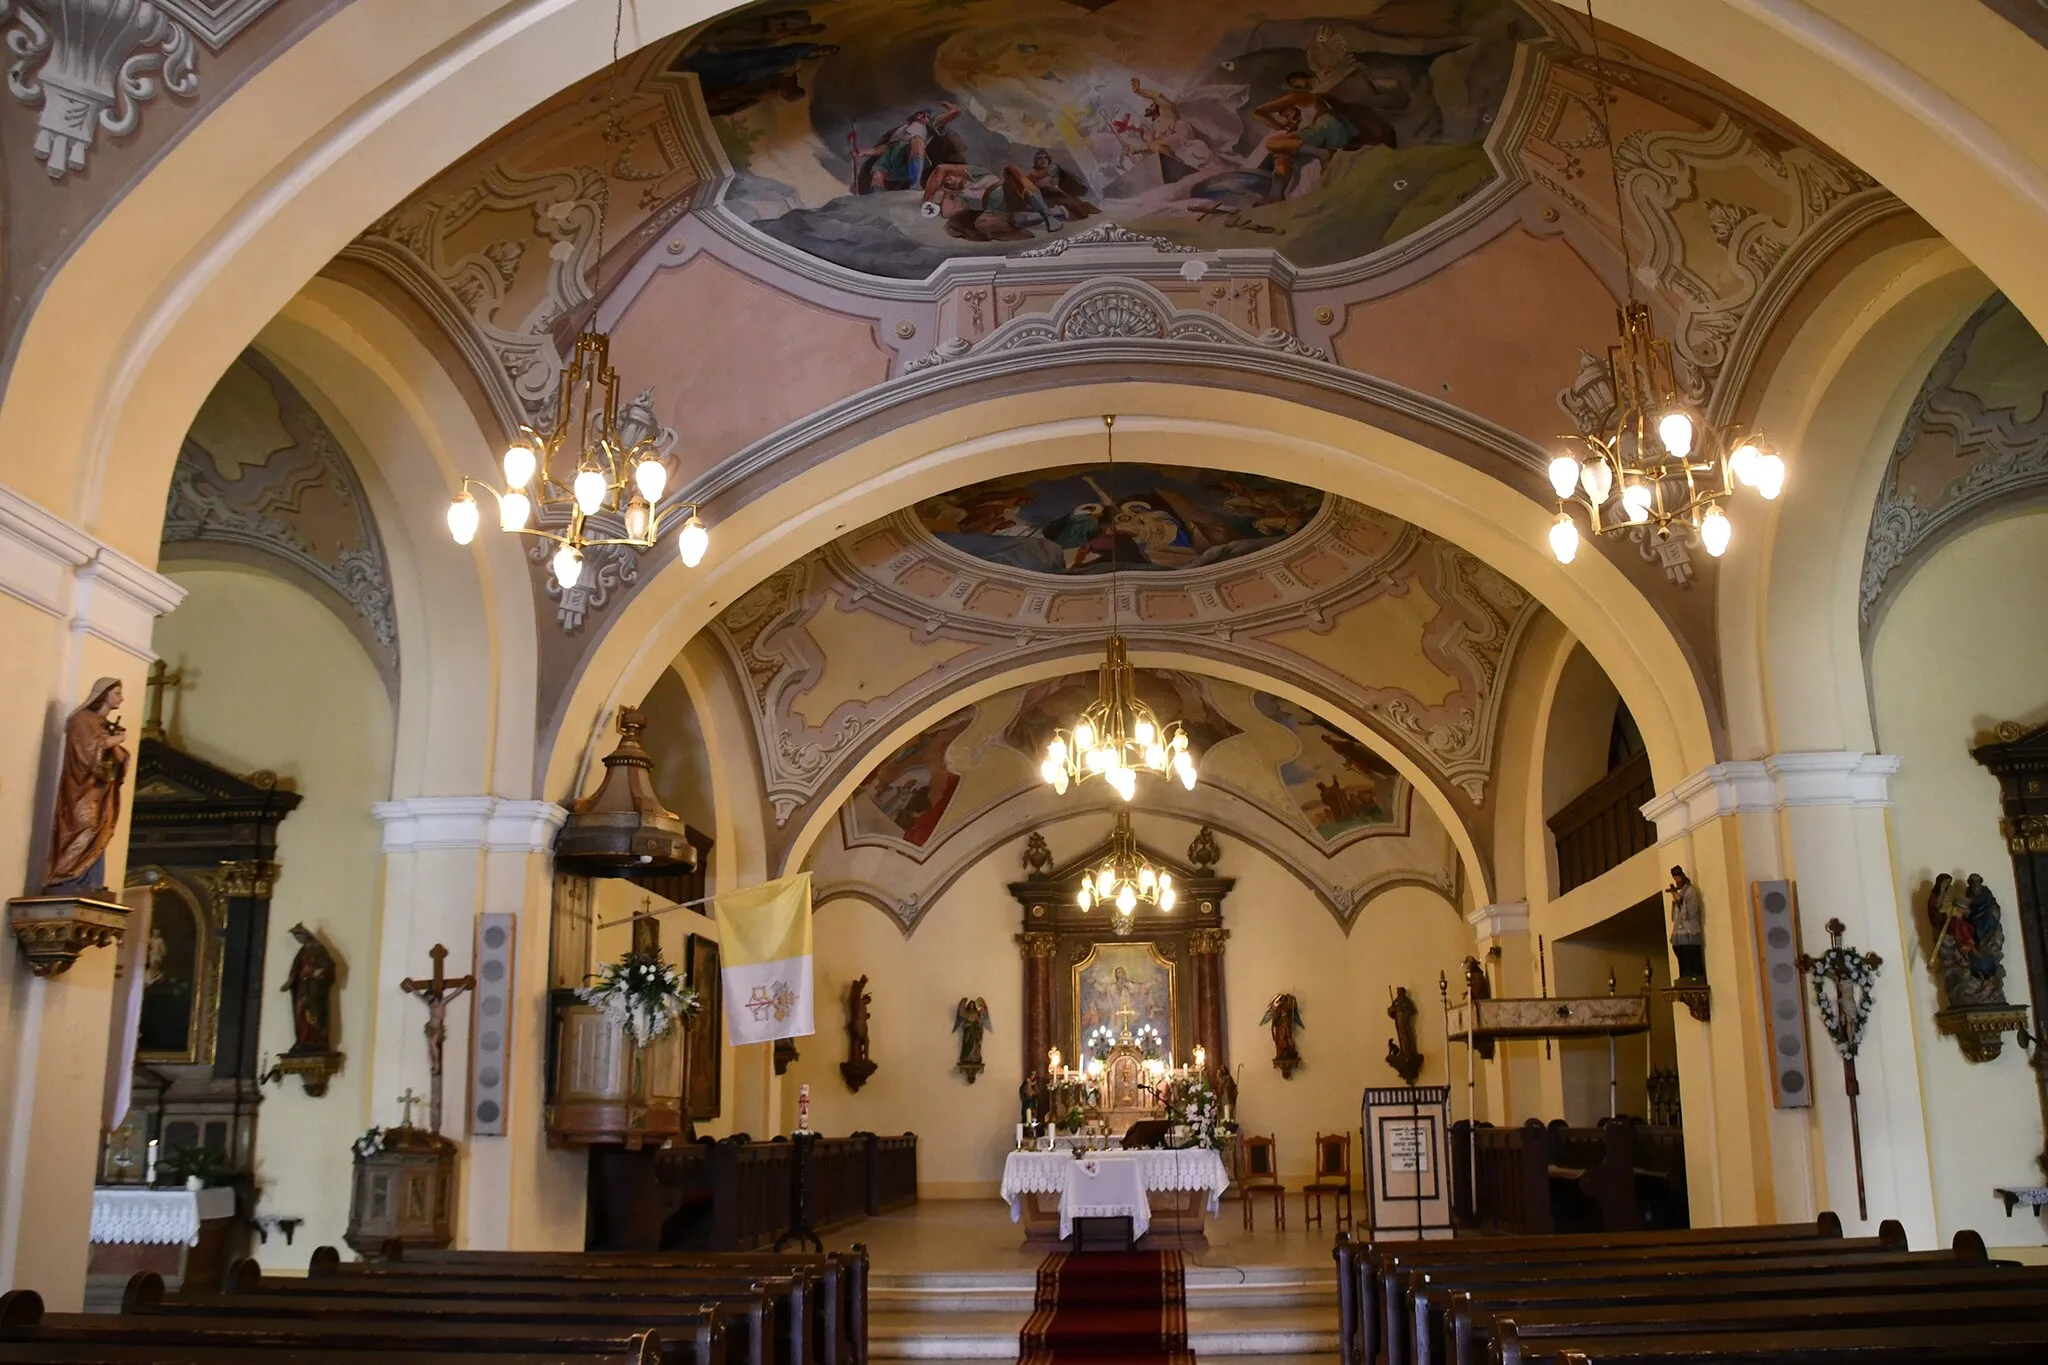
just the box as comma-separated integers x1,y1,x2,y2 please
1583,0,1635,306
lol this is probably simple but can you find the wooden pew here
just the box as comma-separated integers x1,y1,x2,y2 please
1401,1240,1960,1365
1374,1220,1893,1365
1491,1284,2048,1365
1545,1321,2048,1363
1447,1255,2048,1365
125,1273,736,1365
1333,1213,1849,1363
246,1258,792,1365
376,1241,868,1365
0,1289,662,1365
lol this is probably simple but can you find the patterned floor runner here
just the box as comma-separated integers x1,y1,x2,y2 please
1018,1249,1196,1364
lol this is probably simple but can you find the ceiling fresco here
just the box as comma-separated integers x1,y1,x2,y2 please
681,0,1540,277
913,462,1326,574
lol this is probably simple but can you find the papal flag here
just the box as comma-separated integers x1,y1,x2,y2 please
713,871,814,1045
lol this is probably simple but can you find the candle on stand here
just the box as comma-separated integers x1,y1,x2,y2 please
145,1138,158,1186
797,1083,811,1133
1193,1044,1207,1071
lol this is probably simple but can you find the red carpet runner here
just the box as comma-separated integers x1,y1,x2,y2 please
1018,1250,1195,1364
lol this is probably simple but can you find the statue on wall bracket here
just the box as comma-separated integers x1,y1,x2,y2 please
264,923,345,1096
1926,872,2035,1062
1261,992,1304,1079
1385,986,1423,1084
9,677,133,976
841,975,878,1092
954,996,991,1083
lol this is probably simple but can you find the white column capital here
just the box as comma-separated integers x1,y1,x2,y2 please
0,487,184,657
1641,751,1900,842
372,796,567,853
1465,901,1530,940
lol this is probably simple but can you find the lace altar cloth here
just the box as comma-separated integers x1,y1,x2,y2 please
1000,1148,1230,1241
90,1187,237,1246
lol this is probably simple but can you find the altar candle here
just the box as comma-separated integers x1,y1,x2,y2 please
797,1083,811,1133
145,1139,158,1185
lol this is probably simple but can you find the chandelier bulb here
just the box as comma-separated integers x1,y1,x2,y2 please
1547,454,1581,501
1580,457,1614,505
447,492,480,545
500,490,532,533
551,543,584,590
1621,482,1653,524
1048,737,1068,765
623,496,652,543
633,454,668,504
1657,410,1695,459
1116,885,1138,915
1051,769,1069,796
1078,885,1093,911
1135,718,1155,746
1729,442,1761,488
1754,453,1785,501
1549,511,1581,565
1161,885,1177,911
573,467,607,517
1138,866,1156,891
678,513,710,568
503,442,537,489
1145,744,1166,770
1097,868,1115,897
1177,758,1197,791
1074,720,1095,750
1699,504,1732,558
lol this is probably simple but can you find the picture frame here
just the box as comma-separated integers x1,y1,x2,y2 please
684,932,722,1121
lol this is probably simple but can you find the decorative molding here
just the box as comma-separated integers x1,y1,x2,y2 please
1013,224,1198,258
904,277,1328,373
1465,901,1530,940
0,486,185,658
1640,751,1900,842
3,0,284,181
371,797,568,854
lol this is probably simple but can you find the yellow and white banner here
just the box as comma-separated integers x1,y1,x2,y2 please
712,871,814,1045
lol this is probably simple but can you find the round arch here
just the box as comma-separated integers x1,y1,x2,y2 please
7,0,2048,584
545,385,1717,872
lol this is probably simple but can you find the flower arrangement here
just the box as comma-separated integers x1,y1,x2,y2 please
352,1127,387,1160
1164,1072,1224,1149
578,948,700,1043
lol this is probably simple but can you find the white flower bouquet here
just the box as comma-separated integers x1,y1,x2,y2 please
578,948,700,1043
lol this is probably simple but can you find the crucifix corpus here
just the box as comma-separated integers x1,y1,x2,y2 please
1798,918,1883,1220
400,944,475,1136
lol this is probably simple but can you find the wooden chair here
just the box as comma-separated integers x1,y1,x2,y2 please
1240,1134,1286,1230
1303,1130,1353,1231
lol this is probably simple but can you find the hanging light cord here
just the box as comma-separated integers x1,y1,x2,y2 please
1583,0,1635,305
592,0,627,299
1106,415,1119,635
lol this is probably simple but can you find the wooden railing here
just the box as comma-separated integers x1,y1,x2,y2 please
1547,750,1656,894
868,1133,919,1214
636,1131,919,1252
1451,1118,1686,1235
810,1137,871,1234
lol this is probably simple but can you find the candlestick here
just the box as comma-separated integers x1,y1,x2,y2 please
797,1082,811,1134
144,1138,158,1186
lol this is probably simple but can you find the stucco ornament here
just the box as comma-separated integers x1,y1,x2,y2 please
4,0,281,180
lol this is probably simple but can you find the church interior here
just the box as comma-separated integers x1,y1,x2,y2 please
3,0,2048,1361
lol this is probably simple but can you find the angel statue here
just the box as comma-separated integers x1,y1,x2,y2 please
1259,992,1305,1077
953,996,991,1080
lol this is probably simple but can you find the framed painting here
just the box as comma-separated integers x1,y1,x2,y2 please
1072,941,1177,1061
684,933,723,1121
135,873,222,1066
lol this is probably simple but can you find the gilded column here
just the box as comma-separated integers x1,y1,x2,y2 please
1188,924,1230,1080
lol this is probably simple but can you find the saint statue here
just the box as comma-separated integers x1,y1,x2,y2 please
1667,866,1706,981
847,975,873,1063
953,996,990,1070
1385,986,1422,1084
1259,992,1304,1068
281,923,339,1054
42,677,129,895
1927,872,2009,1009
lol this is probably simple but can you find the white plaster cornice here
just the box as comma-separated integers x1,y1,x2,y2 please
0,486,184,657
1641,751,1901,842
1466,901,1530,940
372,796,567,853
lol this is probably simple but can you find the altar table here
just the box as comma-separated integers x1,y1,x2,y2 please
1000,1148,1230,1244
88,1187,239,1295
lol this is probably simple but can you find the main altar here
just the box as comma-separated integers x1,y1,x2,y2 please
1001,824,1237,1244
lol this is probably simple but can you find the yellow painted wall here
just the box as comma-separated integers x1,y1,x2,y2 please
784,813,1472,1197
1870,510,2048,1245
151,566,394,1269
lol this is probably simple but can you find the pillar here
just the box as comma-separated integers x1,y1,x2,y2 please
0,489,183,1306
371,796,580,1250
1643,752,1931,1239
1187,926,1230,1078
1463,902,1536,1126
1017,931,1056,1089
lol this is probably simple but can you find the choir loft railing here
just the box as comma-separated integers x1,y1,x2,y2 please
1547,749,1656,894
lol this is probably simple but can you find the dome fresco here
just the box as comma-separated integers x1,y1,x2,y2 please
677,0,1539,277
912,463,1327,574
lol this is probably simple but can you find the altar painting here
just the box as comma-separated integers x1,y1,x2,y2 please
678,0,1537,278
1254,689,1407,843
1074,942,1176,1061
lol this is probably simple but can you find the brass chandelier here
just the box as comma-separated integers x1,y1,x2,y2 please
443,0,708,588
1077,811,1177,936
1039,417,1197,801
1544,2,1785,567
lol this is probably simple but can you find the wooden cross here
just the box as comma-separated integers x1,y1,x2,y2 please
142,658,184,742
399,944,474,1137
396,1088,423,1129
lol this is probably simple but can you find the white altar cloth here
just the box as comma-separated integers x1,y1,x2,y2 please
999,1148,1230,1241
90,1187,237,1247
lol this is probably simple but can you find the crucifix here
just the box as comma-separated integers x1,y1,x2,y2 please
1798,918,1883,1220
395,1088,424,1130
142,657,184,743
399,944,475,1136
